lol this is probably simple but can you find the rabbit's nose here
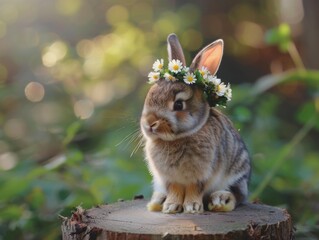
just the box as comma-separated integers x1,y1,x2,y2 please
149,121,160,132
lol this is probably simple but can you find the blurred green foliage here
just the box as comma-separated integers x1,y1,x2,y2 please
266,23,292,52
0,0,318,239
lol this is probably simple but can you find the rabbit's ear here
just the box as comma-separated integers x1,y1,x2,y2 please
190,39,223,76
167,33,186,65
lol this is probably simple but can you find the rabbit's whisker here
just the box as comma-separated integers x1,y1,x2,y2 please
130,133,144,157
116,128,140,147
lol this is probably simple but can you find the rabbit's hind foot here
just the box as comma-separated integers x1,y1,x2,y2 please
208,190,236,212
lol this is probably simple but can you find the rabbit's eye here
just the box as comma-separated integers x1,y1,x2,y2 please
173,100,184,111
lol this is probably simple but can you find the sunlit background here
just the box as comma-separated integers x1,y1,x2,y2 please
0,0,318,239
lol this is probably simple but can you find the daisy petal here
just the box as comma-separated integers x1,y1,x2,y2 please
183,72,197,84
168,59,183,73
152,59,164,72
148,72,160,83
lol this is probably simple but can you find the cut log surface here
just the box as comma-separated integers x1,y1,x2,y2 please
61,199,293,240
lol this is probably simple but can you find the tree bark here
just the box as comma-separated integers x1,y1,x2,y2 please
61,199,293,240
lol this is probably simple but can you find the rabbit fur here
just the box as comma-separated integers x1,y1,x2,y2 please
140,33,251,213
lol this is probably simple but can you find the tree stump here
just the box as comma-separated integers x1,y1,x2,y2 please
61,199,293,240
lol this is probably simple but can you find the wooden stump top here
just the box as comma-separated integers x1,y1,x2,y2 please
61,199,293,240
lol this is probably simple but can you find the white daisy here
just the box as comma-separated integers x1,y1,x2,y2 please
183,66,190,72
164,72,176,81
183,72,197,84
148,72,160,83
216,82,227,96
208,75,221,85
225,83,232,101
152,59,164,72
168,59,183,73
199,66,210,79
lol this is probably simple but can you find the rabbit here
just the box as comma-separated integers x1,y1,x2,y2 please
140,33,251,214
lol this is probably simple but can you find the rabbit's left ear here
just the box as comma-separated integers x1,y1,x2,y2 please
167,33,186,66
190,39,224,76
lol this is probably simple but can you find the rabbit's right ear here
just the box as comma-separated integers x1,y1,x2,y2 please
167,33,186,66
190,39,224,76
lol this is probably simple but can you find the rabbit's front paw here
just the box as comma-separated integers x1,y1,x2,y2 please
162,202,183,214
183,201,203,213
147,201,163,212
162,183,184,214
147,191,166,212
208,190,236,212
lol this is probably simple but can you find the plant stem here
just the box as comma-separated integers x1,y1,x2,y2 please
288,42,305,70
250,114,317,200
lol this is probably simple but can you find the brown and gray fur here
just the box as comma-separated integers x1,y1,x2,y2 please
140,33,251,213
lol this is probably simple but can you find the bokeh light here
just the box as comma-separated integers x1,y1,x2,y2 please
56,0,82,16
76,39,94,58
25,82,45,102
280,0,304,24
42,41,67,67
0,152,18,170
235,21,264,48
73,99,94,119
106,5,129,26
84,81,114,106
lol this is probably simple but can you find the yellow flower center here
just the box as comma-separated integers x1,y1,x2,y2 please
158,64,163,69
173,64,179,71
187,76,193,82
154,75,159,80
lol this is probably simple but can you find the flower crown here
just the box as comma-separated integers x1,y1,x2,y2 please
148,59,232,107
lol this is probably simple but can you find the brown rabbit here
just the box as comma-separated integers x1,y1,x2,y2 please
140,33,251,213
